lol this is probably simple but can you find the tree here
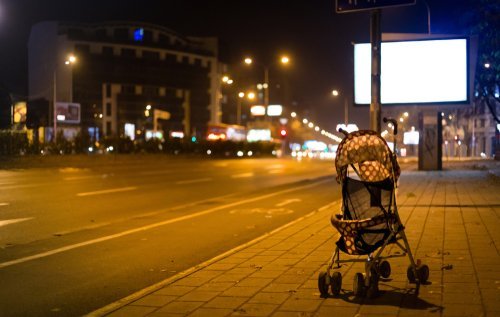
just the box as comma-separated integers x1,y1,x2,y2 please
465,0,500,123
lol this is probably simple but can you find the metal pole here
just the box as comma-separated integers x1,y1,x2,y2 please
264,67,269,108
53,70,57,142
237,98,241,125
344,97,348,126
370,9,382,133
423,0,431,34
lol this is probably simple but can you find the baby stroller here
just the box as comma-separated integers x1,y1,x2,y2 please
318,118,429,298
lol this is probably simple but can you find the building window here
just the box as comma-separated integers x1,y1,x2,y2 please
102,46,114,56
114,28,129,40
95,29,107,40
106,102,112,116
165,53,176,63
144,86,159,96
75,44,90,54
122,85,135,94
182,56,189,64
105,84,111,98
143,50,160,60
194,58,202,67
106,122,112,135
121,48,136,58
143,30,153,42
158,34,170,45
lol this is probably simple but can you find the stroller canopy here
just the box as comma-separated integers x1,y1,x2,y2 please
336,130,400,183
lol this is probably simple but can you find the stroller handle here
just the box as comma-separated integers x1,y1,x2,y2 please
338,128,349,136
383,117,398,135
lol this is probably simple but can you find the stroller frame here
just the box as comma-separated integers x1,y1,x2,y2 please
318,118,429,298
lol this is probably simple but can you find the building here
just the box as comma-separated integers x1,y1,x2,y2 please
28,21,223,142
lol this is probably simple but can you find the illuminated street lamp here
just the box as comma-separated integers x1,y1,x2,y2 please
53,54,77,142
247,92,256,100
244,55,290,109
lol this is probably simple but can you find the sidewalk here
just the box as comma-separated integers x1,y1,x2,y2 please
91,163,500,317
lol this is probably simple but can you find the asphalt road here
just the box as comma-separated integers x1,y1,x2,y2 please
0,156,340,316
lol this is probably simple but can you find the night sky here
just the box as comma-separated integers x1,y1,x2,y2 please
0,0,473,129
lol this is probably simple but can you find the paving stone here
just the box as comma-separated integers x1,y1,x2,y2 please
358,304,400,315
232,303,278,316
262,283,301,293
154,285,196,296
186,308,233,317
313,305,358,317
248,292,291,305
177,290,220,302
204,296,248,309
236,278,273,288
106,305,157,317
131,295,177,307
280,298,321,312
155,301,204,314
196,282,236,292
221,286,261,297
441,304,484,317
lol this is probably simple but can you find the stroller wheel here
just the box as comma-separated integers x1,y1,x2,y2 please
318,272,330,297
407,265,416,283
379,260,391,279
330,272,342,296
407,263,430,284
353,273,365,297
366,273,380,299
417,264,429,283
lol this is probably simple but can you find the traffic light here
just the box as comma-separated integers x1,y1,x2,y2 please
280,127,287,138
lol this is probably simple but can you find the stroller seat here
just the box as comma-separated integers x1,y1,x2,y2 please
331,213,390,255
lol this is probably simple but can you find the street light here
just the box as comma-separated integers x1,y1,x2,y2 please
332,89,348,126
53,54,77,142
243,56,290,109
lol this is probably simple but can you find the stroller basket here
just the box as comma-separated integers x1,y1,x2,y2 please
318,126,430,299
332,177,394,256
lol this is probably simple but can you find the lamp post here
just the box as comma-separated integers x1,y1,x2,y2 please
244,56,289,109
332,89,349,126
53,54,77,142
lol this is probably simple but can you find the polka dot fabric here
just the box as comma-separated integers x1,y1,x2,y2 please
331,214,387,255
335,130,400,183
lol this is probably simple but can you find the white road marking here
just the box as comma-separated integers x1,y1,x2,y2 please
138,170,173,176
76,186,137,197
265,164,284,170
64,175,102,181
275,198,302,207
268,169,284,174
231,172,254,178
0,202,10,207
176,178,212,185
0,178,332,269
0,184,45,190
0,217,33,228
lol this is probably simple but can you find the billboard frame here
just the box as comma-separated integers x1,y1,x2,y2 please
353,36,471,107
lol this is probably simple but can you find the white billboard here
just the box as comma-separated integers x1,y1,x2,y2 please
354,38,468,105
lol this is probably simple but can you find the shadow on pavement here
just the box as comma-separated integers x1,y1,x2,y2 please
323,283,443,313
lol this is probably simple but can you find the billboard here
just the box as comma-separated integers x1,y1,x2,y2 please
354,38,469,105
336,0,415,13
56,102,81,123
